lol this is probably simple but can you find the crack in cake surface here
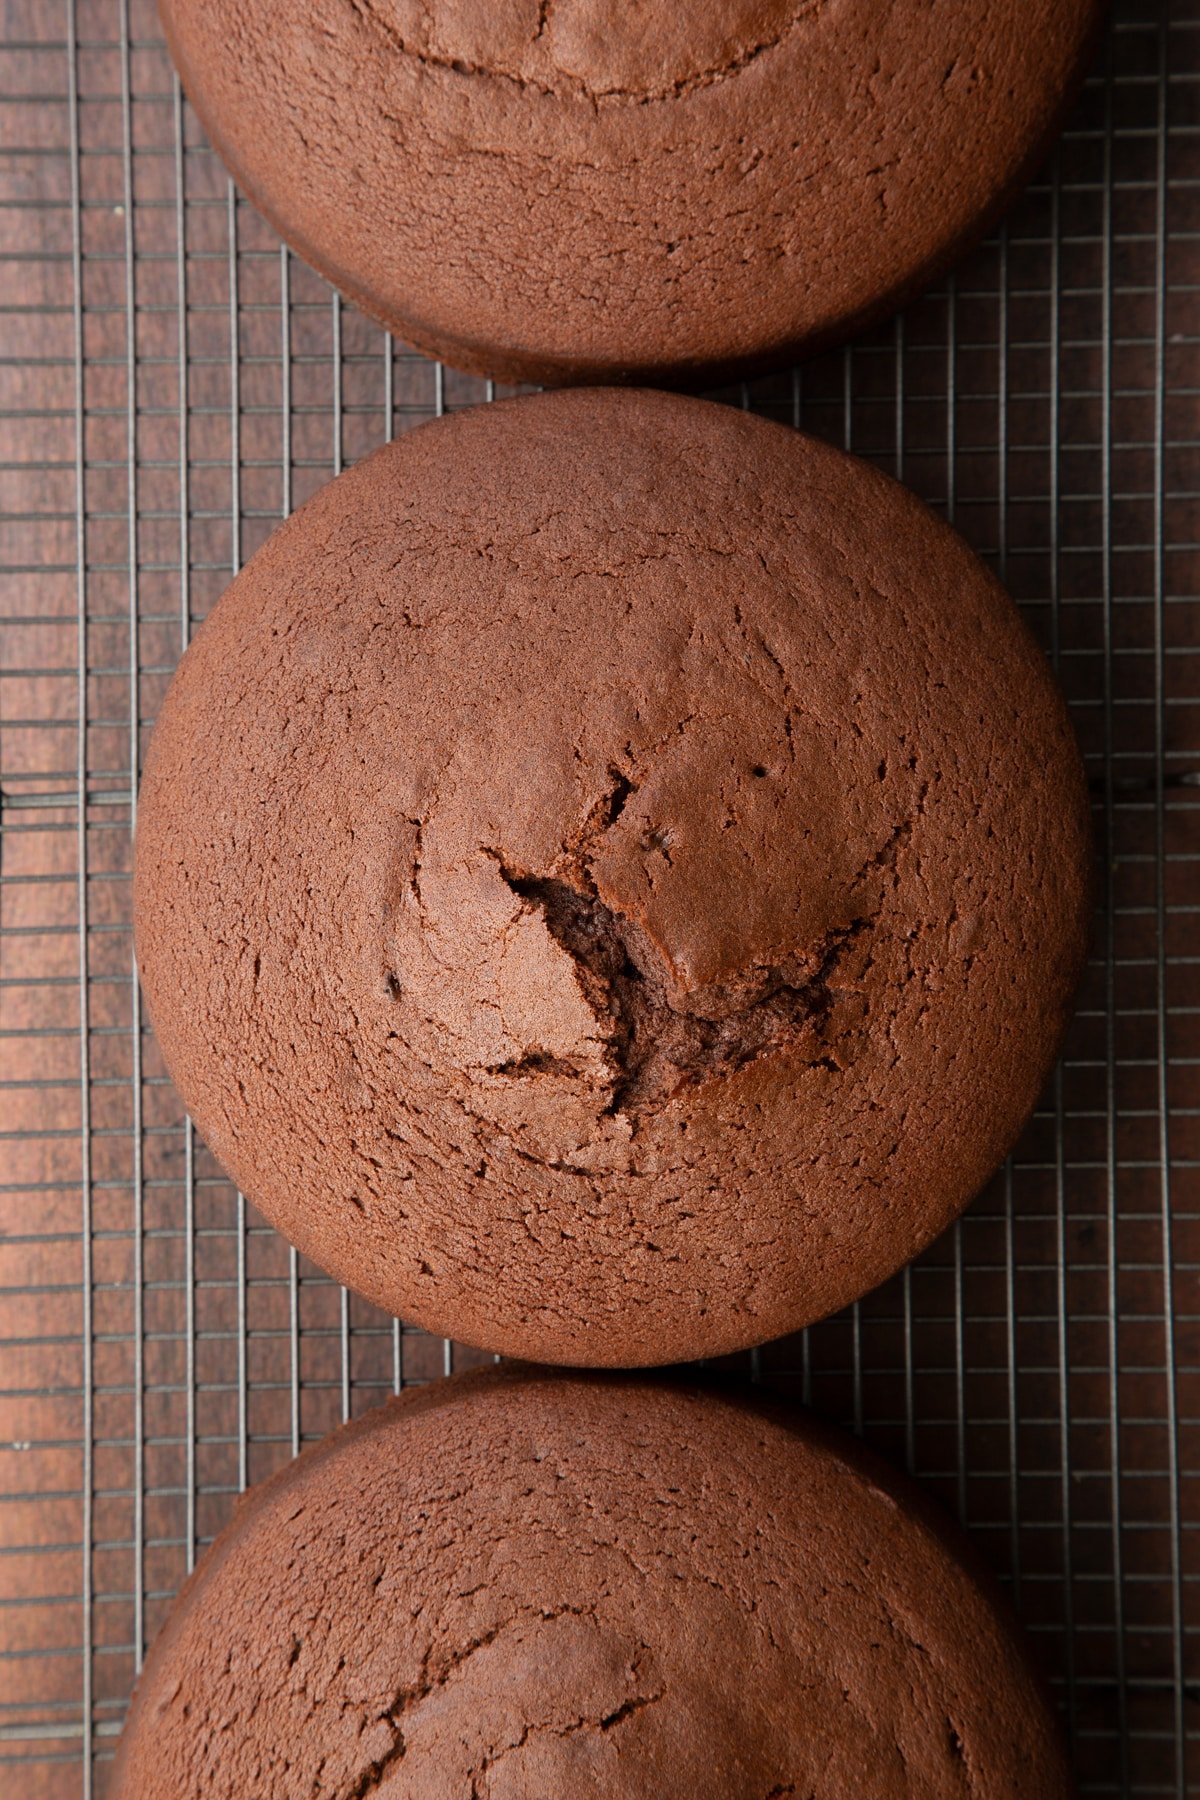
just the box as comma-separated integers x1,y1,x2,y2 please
348,0,824,107
498,865,868,1115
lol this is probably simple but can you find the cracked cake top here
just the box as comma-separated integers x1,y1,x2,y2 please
133,388,1090,1365
110,1369,1071,1798
157,0,1103,384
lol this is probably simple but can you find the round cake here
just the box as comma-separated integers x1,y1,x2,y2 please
112,1371,1070,1798
158,0,1103,385
134,388,1090,1365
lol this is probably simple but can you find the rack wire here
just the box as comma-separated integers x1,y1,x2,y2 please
0,0,1196,1793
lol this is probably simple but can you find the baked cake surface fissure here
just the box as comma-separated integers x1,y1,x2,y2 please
492,862,879,1118
347,0,829,106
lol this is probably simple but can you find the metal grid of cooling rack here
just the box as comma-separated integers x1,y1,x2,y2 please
0,0,1196,1794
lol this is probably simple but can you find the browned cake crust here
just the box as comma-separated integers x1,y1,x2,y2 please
157,0,1104,386
111,1371,1072,1799
133,388,1091,1366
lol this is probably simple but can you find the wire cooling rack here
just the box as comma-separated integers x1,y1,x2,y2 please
0,0,1196,1794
